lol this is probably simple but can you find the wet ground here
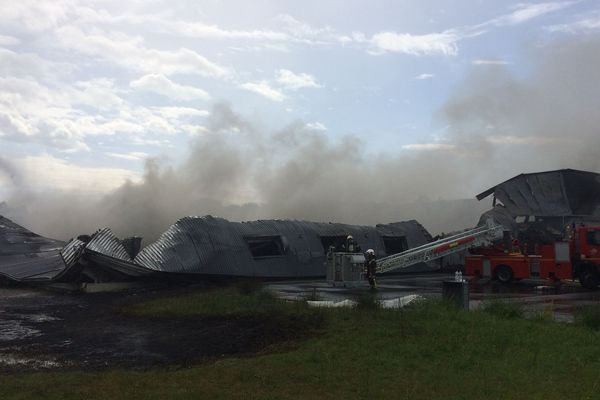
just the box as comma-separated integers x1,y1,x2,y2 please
1,274,599,372
0,286,315,373
267,273,600,321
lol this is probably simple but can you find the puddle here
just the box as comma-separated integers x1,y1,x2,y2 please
0,313,59,341
0,320,41,341
20,313,60,323
0,353,63,369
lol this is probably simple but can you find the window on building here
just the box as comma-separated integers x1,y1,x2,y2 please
382,236,408,255
245,236,285,259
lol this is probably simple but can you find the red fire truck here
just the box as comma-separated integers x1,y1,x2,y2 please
465,224,600,289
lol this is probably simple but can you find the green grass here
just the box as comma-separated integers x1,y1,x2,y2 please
480,300,524,319
3,288,600,400
123,286,295,318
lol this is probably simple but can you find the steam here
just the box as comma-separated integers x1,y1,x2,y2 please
2,37,600,241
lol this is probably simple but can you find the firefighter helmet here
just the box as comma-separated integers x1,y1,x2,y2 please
347,235,353,240
366,249,375,255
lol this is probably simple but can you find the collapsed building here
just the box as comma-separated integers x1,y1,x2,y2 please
0,215,432,284
3,168,600,285
477,169,600,245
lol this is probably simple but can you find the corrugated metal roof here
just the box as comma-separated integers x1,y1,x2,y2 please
476,169,600,217
134,216,432,277
0,216,69,282
60,239,86,268
85,228,132,262
1,214,433,282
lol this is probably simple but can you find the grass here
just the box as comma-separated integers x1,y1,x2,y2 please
575,305,600,330
480,300,524,319
123,285,294,318
3,287,600,399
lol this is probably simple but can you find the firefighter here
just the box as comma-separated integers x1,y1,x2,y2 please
343,235,361,253
364,248,377,290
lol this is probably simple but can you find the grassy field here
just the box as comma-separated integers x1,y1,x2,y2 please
3,286,600,400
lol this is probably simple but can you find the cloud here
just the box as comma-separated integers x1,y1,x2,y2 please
73,78,124,110
0,1,74,32
0,48,77,81
401,143,456,151
276,69,321,90
239,81,287,101
0,35,20,46
0,77,91,151
130,74,210,101
276,14,336,44
11,154,140,193
154,20,289,41
0,73,209,152
366,2,575,57
415,73,435,80
152,107,210,120
52,26,230,78
472,59,509,65
106,152,149,161
304,122,327,131
546,12,600,34
369,31,459,56
495,2,575,26
486,135,565,146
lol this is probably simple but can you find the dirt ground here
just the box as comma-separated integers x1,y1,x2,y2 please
3,274,600,373
0,285,312,373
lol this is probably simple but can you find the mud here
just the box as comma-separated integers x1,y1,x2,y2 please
0,286,319,373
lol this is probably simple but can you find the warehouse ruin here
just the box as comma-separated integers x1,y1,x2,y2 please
2,168,600,285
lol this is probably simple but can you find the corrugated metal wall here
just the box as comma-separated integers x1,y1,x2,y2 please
133,216,432,277
1,215,433,281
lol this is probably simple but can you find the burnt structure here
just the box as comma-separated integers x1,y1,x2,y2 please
477,169,600,242
0,215,68,282
0,215,432,284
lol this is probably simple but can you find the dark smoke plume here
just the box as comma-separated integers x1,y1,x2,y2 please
2,37,600,241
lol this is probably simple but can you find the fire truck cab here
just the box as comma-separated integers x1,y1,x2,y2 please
464,225,600,289
573,226,600,288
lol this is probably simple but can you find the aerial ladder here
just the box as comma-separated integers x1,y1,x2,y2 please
377,219,504,274
327,219,505,286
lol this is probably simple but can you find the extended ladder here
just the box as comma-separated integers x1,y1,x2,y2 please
377,219,504,274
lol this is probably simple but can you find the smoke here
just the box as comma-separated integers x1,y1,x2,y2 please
440,37,600,184
0,156,19,184
2,37,600,241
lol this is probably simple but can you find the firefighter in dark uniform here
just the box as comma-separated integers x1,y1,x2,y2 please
364,248,377,290
343,235,361,253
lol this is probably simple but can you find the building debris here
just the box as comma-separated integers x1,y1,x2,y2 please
477,169,600,240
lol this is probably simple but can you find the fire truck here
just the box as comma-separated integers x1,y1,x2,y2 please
465,224,600,289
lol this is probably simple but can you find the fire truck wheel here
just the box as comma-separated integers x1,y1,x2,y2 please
495,265,513,284
579,267,599,290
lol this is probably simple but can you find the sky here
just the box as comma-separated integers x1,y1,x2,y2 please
1,0,600,239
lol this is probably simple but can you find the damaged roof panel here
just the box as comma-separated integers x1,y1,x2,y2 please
476,169,600,217
0,215,70,282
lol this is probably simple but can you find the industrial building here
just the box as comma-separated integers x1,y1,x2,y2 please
0,215,431,283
